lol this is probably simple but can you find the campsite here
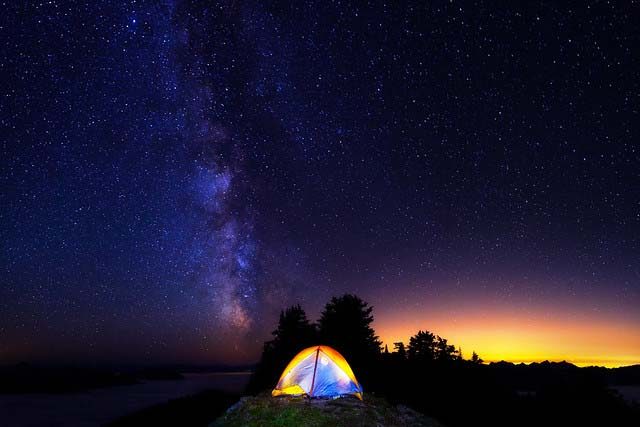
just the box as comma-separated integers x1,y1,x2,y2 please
2,1,638,426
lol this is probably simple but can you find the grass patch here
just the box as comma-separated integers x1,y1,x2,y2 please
212,393,443,427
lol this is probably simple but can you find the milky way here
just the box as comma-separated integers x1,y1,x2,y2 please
1,1,638,364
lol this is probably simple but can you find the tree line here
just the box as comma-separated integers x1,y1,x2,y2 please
247,294,482,393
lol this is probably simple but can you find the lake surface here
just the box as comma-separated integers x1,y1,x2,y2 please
0,372,251,427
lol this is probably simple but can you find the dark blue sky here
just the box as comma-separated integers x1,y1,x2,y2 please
1,1,638,364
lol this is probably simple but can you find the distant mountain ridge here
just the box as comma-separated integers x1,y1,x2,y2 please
484,360,640,388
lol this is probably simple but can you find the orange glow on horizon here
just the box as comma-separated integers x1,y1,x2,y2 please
375,303,640,368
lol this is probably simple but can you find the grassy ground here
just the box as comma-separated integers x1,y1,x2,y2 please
211,393,444,427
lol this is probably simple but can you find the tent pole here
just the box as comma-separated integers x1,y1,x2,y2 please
309,347,320,397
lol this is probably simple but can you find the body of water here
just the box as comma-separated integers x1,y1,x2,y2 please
0,372,250,427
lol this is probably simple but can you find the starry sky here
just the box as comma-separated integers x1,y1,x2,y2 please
1,1,638,366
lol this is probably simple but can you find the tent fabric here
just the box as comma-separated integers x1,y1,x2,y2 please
272,345,363,400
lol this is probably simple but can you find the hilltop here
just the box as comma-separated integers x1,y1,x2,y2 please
211,394,443,427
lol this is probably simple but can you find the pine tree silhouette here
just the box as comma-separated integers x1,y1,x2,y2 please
318,294,381,377
408,330,437,362
247,305,316,393
393,342,407,360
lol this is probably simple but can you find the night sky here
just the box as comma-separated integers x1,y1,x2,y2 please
1,1,638,366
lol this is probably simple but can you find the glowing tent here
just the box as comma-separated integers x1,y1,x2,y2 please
272,345,363,400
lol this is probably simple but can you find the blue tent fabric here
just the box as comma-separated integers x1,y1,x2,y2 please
272,345,363,399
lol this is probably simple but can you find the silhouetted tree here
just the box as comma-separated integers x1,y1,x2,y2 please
393,342,407,360
435,336,458,361
471,351,483,364
270,305,317,349
247,305,316,393
407,331,459,363
408,330,437,362
318,294,381,375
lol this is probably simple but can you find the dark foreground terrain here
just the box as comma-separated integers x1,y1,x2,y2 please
212,394,442,427
2,362,638,426
105,362,640,427
109,392,442,427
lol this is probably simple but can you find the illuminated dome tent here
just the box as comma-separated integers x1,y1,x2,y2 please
272,345,363,400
